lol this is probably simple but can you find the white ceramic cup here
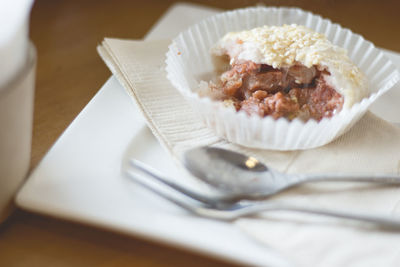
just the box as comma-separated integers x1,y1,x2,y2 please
0,43,36,222
0,0,34,88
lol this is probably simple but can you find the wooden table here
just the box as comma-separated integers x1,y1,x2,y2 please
0,1,399,266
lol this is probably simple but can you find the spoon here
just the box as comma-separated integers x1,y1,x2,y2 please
183,146,400,199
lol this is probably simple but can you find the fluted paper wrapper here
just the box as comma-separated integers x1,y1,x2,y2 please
166,7,400,150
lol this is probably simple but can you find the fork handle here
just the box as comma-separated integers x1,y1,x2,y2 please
232,202,400,229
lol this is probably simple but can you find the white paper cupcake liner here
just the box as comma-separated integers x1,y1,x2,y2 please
165,7,400,150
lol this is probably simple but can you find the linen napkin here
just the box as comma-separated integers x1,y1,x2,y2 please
98,38,400,267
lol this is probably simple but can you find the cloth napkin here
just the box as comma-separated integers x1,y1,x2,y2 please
98,38,400,267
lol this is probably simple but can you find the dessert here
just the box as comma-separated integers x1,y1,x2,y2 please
166,7,398,149
202,24,368,121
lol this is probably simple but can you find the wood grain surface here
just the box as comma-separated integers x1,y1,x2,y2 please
0,1,399,266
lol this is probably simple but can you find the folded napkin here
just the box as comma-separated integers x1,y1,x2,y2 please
98,38,400,267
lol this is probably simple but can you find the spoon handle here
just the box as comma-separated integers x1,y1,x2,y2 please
295,173,400,184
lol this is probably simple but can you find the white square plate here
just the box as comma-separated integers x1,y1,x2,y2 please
16,3,400,266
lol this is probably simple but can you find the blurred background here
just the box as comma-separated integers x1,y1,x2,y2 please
1,1,399,266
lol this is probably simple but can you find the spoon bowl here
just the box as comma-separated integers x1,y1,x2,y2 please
184,146,292,197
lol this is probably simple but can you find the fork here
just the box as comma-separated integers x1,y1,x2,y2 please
126,159,400,228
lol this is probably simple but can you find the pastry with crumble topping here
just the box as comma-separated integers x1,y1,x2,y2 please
202,24,369,121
